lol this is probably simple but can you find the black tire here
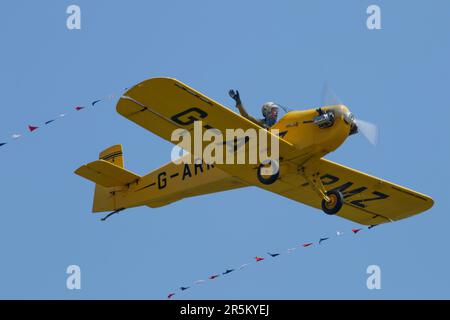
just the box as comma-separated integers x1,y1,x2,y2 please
321,190,344,215
257,160,280,185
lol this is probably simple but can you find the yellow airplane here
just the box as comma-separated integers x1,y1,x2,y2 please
75,78,433,225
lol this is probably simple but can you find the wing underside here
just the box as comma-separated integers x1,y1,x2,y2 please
259,158,433,225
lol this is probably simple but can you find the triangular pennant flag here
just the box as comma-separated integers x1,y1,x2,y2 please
45,120,55,125
368,225,378,229
0,142,6,147
319,237,329,244
194,280,205,285
180,286,190,291
167,293,175,299
336,231,344,236
352,228,362,234
59,113,66,118
302,243,313,247
255,256,265,262
28,125,39,132
12,134,21,139
75,106,85,111
268,252,280,257
91,99,101,106
222,269,235,275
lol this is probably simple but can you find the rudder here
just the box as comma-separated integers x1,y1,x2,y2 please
99,144,124,168
93,145,124,212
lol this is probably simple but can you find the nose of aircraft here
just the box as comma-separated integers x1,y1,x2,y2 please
342,107,358,135
320,84,378,145
326,105,358,135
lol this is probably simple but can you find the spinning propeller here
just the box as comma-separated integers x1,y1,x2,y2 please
320,83,378,146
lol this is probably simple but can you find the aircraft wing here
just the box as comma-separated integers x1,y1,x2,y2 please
117,77,260,141
117,77,305,162
266,158,433,225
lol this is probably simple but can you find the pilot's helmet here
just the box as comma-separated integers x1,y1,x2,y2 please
261,102,279,120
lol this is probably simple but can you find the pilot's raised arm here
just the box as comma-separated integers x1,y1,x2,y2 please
228,89,264,127
228,89,279,129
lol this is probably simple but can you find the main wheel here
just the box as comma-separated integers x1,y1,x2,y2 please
257,159,280,185
321,190,344,215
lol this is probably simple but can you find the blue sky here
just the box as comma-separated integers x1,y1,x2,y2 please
0,0,449,299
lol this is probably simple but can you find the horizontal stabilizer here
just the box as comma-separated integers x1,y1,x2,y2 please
75,160,140,188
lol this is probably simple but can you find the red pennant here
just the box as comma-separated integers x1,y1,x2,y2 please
28,125,39,132
303,243,313,247
167,293,175,299
75,106,85,111
255,256,265,262
352,228,362,234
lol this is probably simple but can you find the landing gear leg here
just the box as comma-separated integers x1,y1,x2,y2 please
300,168,343,215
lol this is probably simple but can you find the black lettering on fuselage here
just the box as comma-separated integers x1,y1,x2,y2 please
194,163,203,175
158,172,167,189
182,164,192,180
154,163,216,191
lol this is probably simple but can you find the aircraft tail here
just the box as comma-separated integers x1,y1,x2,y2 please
99,144,124,168
75,144,140,212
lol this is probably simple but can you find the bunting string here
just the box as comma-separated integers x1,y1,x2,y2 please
0,89,129,148
166,225,375,299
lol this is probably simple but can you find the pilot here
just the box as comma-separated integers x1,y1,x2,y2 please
228,89,279,128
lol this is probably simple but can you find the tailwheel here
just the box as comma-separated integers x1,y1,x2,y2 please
321,190,344,215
